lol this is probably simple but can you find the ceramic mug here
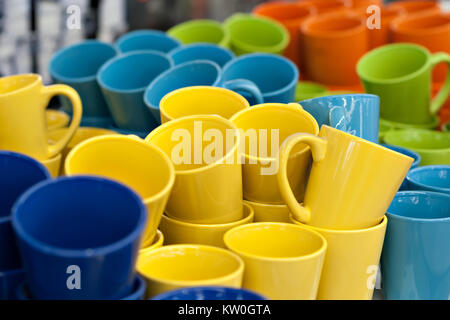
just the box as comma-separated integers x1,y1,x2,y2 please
12,176,147,300
46,110,69,131
383,129,450,165
0,269,25,300
302,10,368,86
168,43,235,67
387,0,441,14
390,11,450,82
115,29,181,54
0,74,82,160
299,94,380,143
159,86,249,123
137,245,244,298
49,40,117,124
253,1,316,69
291,216,387,300
224,222,327,300
159,202,254,248
152,286,265,300
97,51,173,131
406,165,450,194
221,53,298,105
244,200,291,223
383,144,421,190
139,230,164,255
295,81,328,101
277,125,413,229
300,0,350,13
224,14,290,56
167,19,230,47
145,115,243,224
381,191,450,300
65,135,175,246
39,153,62,178
357,43,450,125
230,103,319,204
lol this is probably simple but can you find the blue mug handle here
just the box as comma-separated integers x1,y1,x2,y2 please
222,79,264,105
329,106,347,132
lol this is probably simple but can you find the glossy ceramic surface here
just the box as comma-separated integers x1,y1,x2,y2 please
139,230,164,255
406,165,450,194
230,103,319,204
167,19,230,47
46,110,69,131
137,244,244,298
97,51,172,131
381,191,450,300
39,153,62,178
116,29,181,54
299,94,380,143
168,43,235,67
65,135,175,246
12,176,147,300
244,200,291,223
382,144,421,190
159,202,254,248
224,222,326,300
291,216,388,300
145,115,243,224
0,74,82,160
152,286,265,300
277,125,413,229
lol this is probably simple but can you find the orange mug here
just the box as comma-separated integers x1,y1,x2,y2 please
387,1,441,15
302,10,368,85
391,11,450,82
299,0,350,14
253,1,316,71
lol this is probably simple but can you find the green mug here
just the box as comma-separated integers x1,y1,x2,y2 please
383,129,450,165
167,20,230,47
442,122,450,132
357,43,450,125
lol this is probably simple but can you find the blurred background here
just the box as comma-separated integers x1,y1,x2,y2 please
0,0,449,83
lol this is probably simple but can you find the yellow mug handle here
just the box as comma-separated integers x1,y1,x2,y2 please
276,133,327,224
42,84,82,159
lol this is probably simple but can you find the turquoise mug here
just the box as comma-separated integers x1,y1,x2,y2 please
116,29,181,54
406,165,449,195
168,43,235,67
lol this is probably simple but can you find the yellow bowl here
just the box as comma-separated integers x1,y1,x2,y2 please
139,230,164,254
39,153,62,178
159,202,254,248
46,110,70,131
137,244,244,298
244,200,291,223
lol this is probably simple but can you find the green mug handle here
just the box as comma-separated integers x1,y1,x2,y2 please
429,52,450,115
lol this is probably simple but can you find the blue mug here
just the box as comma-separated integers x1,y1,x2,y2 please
0,152,50,274
12,176,147,300
98,51,173,131
299,94,380,143
406,165,450,195
49,40,118,123
168,43,235,67
116,29,181,54
144,60,262,124
383,144,421,190
381,191,450,300
0,269,25,300
221,53,298,105
151,286,266,300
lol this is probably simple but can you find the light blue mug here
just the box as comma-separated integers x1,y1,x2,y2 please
383,144,421,191
381,191,450,300
98,50,173,131
406,165,450,195
144,60,262,124
49,40,118,126
116,29,181,54
168,43,235,67
220,53,298,105
299,94,380,143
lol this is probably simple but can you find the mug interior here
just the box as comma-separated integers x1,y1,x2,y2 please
170,21,225,44
388,192,450,220
408,166,450,190
13,177,144,250
228,16,286,47
117,31,180,53
396,13,450,31
170,44,234,67
255,2,312,22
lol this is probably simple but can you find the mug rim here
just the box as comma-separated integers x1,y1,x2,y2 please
49,40,119,83
139,230,164,254
291,215,388,234
390,10,450,36
151,286,266,300
11,175,147,258
167,19,227,36
381,144,421,168
0,74,42,97
145,114,240,176
383,129,450,153
253,1,317,26
48,126,117,149
224,222,327,262
299,93,379,103
137,244,245,287
116,29,182,53
406,165,450,193
65,134,176,205
167,42,235,62
301,10,365,38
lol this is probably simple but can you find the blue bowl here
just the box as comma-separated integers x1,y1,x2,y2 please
406,165,450,195
151,287,266,300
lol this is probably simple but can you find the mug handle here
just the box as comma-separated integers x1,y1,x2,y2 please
222,79,264,105
329,106,347,132
276,133,328,224
429,52,450,115
42,84,82,158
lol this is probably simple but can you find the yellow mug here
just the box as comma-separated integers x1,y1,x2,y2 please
139,230,164,255
145,114,243,224
244,200,291,223
137,244,244,298
277,125,413,229
224,222,326,300
159,202,254,248
160,86,250,123
0,74,82,160
46,110,70,131
39,153,62,178
230,103,319,204
291,215,387,300
65,135,175,246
